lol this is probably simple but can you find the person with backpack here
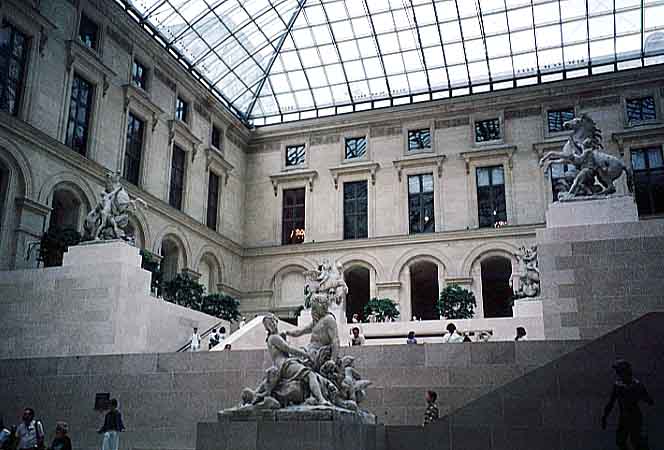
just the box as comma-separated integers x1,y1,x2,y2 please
98,399,124,450
16,408,44,450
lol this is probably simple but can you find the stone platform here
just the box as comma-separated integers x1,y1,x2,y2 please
545,194,637,228
198,406,381,450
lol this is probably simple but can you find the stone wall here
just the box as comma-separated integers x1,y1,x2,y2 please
0,341,584,450
538,218,664,340
385,312,664,450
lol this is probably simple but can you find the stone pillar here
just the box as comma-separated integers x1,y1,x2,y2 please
14,197,50,269
399,266,412,322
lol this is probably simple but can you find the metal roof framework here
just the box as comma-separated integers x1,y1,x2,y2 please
116,0,664,127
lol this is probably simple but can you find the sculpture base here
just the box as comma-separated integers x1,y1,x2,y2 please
545,194,638,228
198,406,381,450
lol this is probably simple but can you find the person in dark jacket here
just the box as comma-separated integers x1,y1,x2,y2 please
602,360,654,450
98,399,124,450
48,423,71,450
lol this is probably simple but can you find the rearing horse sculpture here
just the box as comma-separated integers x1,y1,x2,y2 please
538,114,633,200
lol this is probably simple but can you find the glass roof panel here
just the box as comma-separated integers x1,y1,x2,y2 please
119,0,664,125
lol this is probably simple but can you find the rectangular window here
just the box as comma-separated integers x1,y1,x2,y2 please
626,96,656,125
408,128,432,151
78,13,99,50
169,145,186,210
285,144,306,167
549,162,574,201
408,174,435,234
475,118,501,143
131,60,147,90
476,166,507,228
176,96,188,122
282,187,305,245
0,23,28,116
65,74,94,156
123,112,144,185
547,108,575,133
344,136,367,160
631,147,664,216
207,172,220,230
211,124,222,149
343,181,368,240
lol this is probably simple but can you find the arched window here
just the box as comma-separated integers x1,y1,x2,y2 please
161,238,181,283
344,266,370,322
49,188,83,232
410,261,439,321
480,256,513,318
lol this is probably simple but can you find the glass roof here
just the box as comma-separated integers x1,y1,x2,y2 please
118,0,664,126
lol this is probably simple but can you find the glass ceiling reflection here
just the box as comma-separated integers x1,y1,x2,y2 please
118,0,664,126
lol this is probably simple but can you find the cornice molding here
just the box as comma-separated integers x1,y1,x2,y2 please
328,161,380,189
66,40,117,97
393,154,446,182
169,119,202,161
244,223,541,258
612,125,664,154
532,138,567,157
16,197,51,216
205,147,234,185
269,169,318,196
123,84,164,133
444,276,474,285
460,144,517,174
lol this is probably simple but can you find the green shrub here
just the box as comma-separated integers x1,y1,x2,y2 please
363,297,400,322
201,293,241,322
436,284,476,319
39,227,81,267
162,273,205,310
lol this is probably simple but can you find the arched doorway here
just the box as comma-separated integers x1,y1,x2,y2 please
345,266,370,322
410,261,439,320
49,188,83,232
480,256,513,318
161,238,181,283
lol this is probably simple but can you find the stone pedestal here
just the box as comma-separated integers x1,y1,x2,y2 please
545,194,638,228
197,407,381,450
537,195,664,340
63,239,143,271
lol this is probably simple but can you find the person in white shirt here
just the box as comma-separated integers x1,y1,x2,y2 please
16,408,44,450
442,323,464,343
239,317,246,328
190,327,200,352
350,327,366,346
218,326,226,342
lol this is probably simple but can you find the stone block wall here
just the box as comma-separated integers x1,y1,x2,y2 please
0,341,584,450
384,312,664,450
538,219,664,340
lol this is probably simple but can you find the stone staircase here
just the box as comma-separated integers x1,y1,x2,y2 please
386,312,664,450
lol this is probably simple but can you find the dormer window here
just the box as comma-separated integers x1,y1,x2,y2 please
131,59,147,90
175,96,188,122
78,13,99,50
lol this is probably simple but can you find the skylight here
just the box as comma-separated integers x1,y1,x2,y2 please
118,0,664,126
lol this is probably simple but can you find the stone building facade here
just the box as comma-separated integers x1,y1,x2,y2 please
1,0,663,323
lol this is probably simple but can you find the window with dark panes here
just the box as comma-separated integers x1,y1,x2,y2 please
547,108,575,133
549,162,575,201
285,144,305,167
131,60,147,90
78,14,99,50
626,96,656,125
123,112,144,185
65,74,94,156
207,172,220,230
631,147,664,216
475,118,501,143
476,166,507,228
408,128,431,151
343,181,368,240
169,145,186,210
408,174,435,234
282,187,305,245
211,124,222,149
344,136,367,160
176,96,188,122
0,23,28,116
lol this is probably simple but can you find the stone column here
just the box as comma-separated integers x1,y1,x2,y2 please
399,266,412,322
14,197,50,269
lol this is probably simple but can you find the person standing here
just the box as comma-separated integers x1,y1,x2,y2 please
423,391,439,426
190,327,200,352
0,417,11,450
208,328,219,350
98,399,125,450
602,360,654,450
218,326,226,342
350,327,366,346
16,408,44,450
442,323,464,343
515,327,527,341
48,423,71,450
